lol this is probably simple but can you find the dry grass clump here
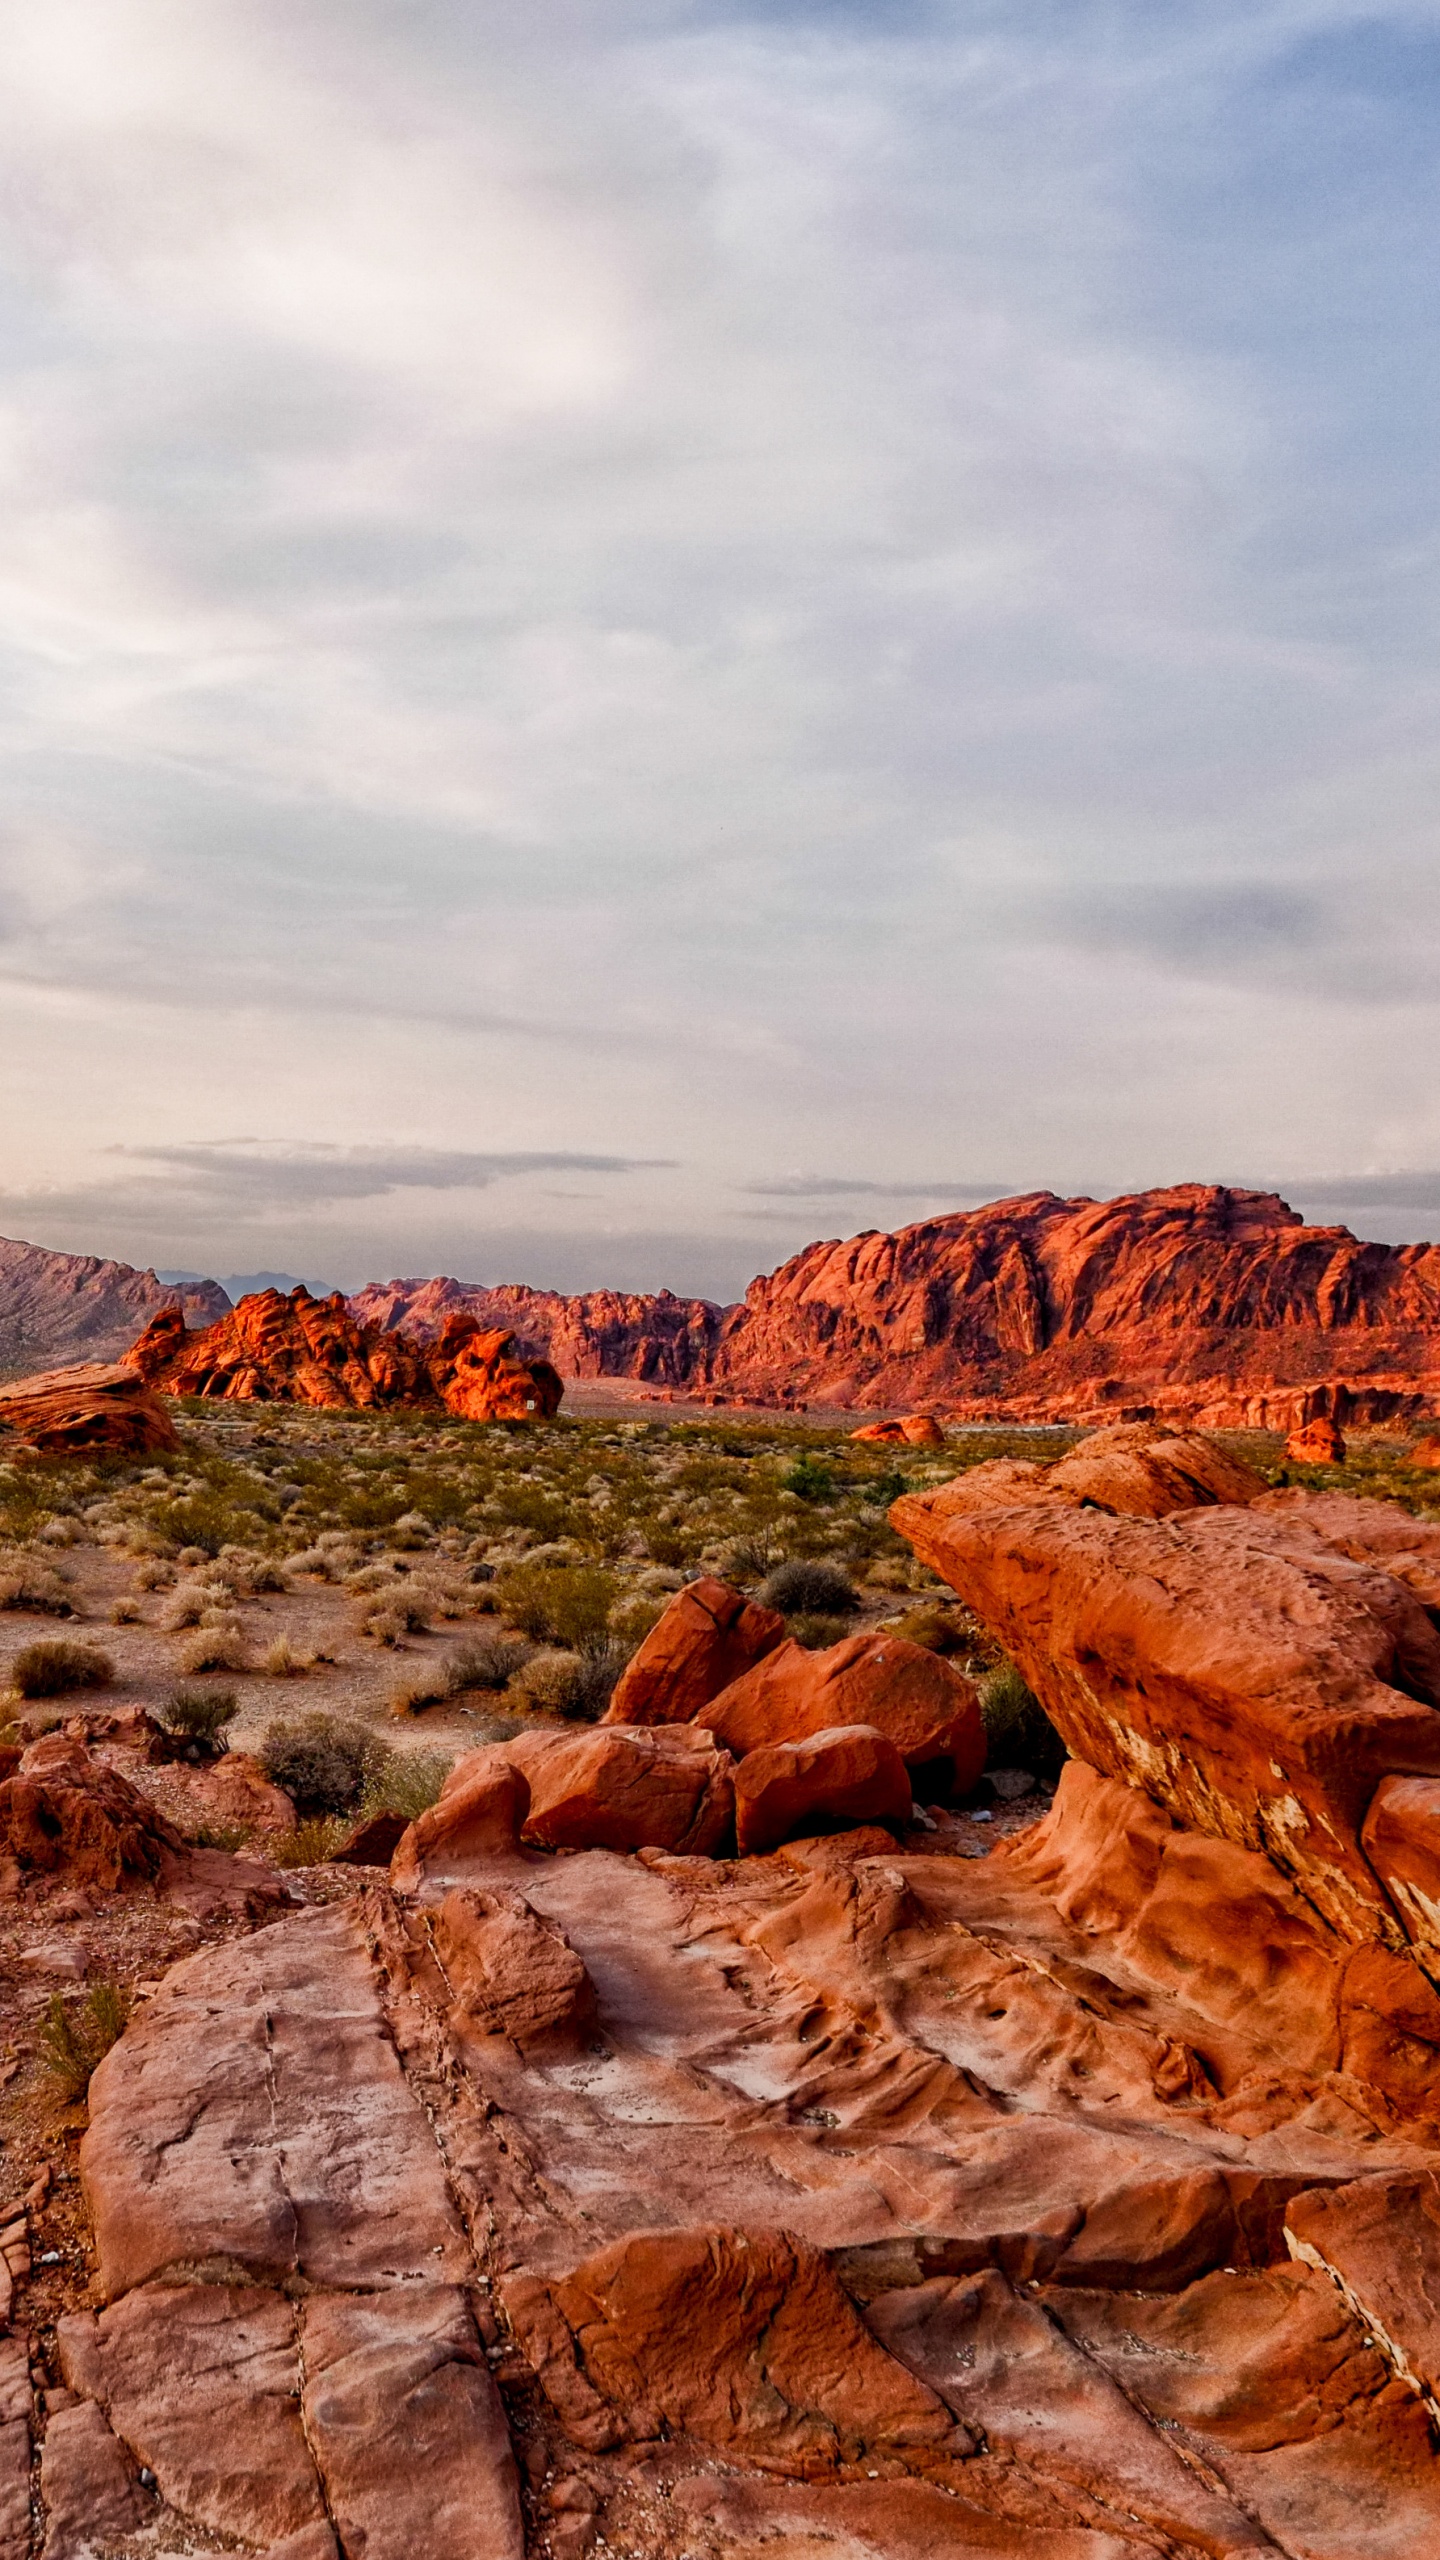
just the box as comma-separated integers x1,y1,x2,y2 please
387,1631,533,1718
510,1641,629,1723
39,1979,131,2101
0,1551,76,1616
260,1635,318,1678
355,1589,430,1645
132,1557,174,1592
268,1815,351,1868
786,1611,856,1652
888,1603,971,1656
108,1596,142,1625
10,1638,114,1698
178,1627,250,1676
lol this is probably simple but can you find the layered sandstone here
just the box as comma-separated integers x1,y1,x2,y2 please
0,1362,178,1457
127,1290,561,1420
0,1235,227,1381
349,1274,723,1388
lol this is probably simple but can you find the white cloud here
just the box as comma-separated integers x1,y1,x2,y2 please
2,0,1440,1284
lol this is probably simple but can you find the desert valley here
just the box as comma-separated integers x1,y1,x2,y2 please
0,1191,1436,2557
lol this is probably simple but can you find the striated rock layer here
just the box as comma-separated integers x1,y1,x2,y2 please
355,1185,1440,1424
126,1289,562,1420
0,1235,227,1382
0,1362,178,1456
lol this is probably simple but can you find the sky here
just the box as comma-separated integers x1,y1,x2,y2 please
3,0,1440,1302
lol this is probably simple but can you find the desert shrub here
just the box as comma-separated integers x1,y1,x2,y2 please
780,1456,836,1504
365,1749,453,1822
39,1979,131,2101
715,1532,784,1584
495,1563,616,1651
0,1553,74,1616
447,1632,534,1692
608,1593,665,1649
759,1559,860,1618
108,1596,142,1626
217,1547,289,1595
259,1712,389,1817
10,1639,114,1699
355,1589,430,1643
387,1667,452,1718
786,1612,854,1652
260,1636,314,1678
132,1557,173,1591
978,1661,1065,1782
157,1684,239,1756
889,1604,969,1656
268,1816,350,1868
178,1627,250,1676
511,1641,628,1722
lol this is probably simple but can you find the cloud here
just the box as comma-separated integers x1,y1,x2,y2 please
739,1176,1010,1202
2,2,1440,1285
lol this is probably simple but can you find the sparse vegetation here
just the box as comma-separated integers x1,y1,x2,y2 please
0,1552,75,1616
157,1683,239,1756
494,1562,617,1651
10,1638,114,1698
178,1627,250,1676
39,1979,131,2100
511,1641,629,1721
759,1558,861,1618
259,1711,390,1816
978,1660,1065,1782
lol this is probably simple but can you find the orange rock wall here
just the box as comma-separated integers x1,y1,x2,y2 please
127,1289,561,1421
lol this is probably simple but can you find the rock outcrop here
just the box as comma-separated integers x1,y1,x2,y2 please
0,1235,227,1381
893,1485,1440,1939
362,1184,1440,1424
0,1362,179,1457
40,1472,1440,2555
702,1628,986,1802
0,1734,288,1916
604,1576,786,1728
127,1290,561,1420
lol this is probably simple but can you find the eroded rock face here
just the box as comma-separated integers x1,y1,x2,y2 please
0,1362,178,1457
605,1576,786,1728
127,1290,561,1420
850,1414,946,1446
1288,1416,1347,1464
893,1489,1440,1939
733,1724,912,1856
0,1735,287,1914
705,1631,985,1800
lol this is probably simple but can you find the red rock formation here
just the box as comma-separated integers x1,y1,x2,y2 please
893,1487,1440,1940
705,1630,985,1801
604,1577,786,1728
350,1273,724,1387
127,1288,561,1420
733,1724,912,1856
0,1362,178,1456
1287,1416,1347,1464
709,1183,1440,1423
850,1414,947,1445
0,1735,286,1916
0,1234,227,1380
352,1185,1440,1424
503,1722,736,1857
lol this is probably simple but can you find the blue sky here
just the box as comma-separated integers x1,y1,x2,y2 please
2,0,1440,1297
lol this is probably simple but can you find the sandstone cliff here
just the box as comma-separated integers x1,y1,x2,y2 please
349,1274,723,1388
353,1186,1440,1426
0,1236,229,1380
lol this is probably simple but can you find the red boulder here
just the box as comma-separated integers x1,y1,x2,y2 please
850,1415,945,1447
0,1364,178,1458
1286,1417,1346,1465
705,1632,984,1800
733,1724,912,1857
512,1723,735,1857
605,1577,785,1728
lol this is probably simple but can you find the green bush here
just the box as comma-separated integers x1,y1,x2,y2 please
40,1979,130,2101
759,1559,860,1618
495,1563,617,1651
10,1639,114,1699
781,1456,836,1504
259,1712,389,1817
158,1684,239,1756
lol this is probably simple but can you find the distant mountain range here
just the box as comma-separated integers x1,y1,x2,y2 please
0,1239,230,1379
11,1183,1440,1426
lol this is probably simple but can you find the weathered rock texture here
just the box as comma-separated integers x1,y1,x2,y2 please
127,1289,561,1420
0,1734,287,1916
0,1234,227,1381
0,1362,178,1457
361,1186,1440,1424
605,1575,786,1728
49,1483,1440,2556
894,1485,1440,1939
